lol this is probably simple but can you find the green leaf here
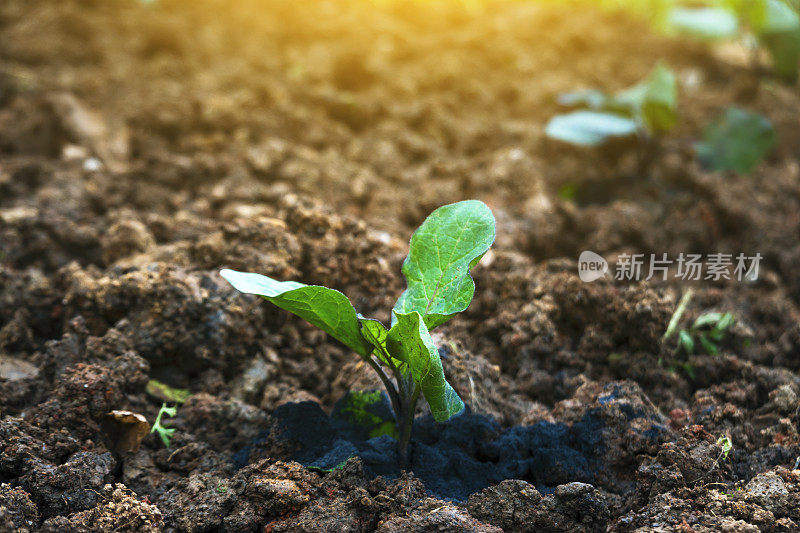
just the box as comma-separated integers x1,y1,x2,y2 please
679,330,695,354
358,315,407,372
613,62,678,133
667,7,740,40
699,334,720,355
557,89,611,109
220,269,371,356
386,311,464,422
545,111,638,146
716,312,735,331
761,0,800,33
392,200,495,330
693,312,724,329
145,379,192,404
695,107,776,174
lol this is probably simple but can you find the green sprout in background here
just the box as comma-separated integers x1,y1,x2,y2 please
666,0,800,81
546,62,677,147
662,289,736,378
695,107,777,174
151,403,177,447
220,200,496,466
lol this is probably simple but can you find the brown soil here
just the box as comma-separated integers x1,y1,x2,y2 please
1,0,800,531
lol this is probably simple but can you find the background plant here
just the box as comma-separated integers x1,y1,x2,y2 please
220,200,495,466
545,62,677,147
667,0,800,80
695,107,777,174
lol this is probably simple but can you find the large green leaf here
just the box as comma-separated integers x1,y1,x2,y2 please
386,311,464,422
667,7,740,40
392,200,495,330
545,111,638,146
220,269,371,356
695,107,776,173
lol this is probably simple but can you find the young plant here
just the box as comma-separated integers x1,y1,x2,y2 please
662,290,736,378
695,107,777,174
546,62,677,147
681,311,736,355
151,403,177,447
220,200,495,466
667,0,800,81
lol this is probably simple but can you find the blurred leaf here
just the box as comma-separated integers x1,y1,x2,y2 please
695,107,776,173
545,111,638,146
613,62,678,133
693,312,724,329
557,89,610,109
762,0,800,33
146,379,192,404
699,334,719,355
667,7,740,39
679,330,695,354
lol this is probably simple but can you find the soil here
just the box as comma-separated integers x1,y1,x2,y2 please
1,0,800,531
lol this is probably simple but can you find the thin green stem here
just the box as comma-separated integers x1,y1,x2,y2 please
364,356,401,417
398,384,421,469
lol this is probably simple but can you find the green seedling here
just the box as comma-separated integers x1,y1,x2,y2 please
220,200,495,466
546,62,677,147
662,290,736,377
150,403,177,447
667,0,800,80
695,107,777,174
717,434,733,461
684,311,736,355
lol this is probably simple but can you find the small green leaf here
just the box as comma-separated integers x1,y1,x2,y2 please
358,316,409,374
716,312,735,331
695,107,776,174
699,334,720,355
693,312,724,329
557,89,610,109
392,200,495,330
667,7,740,40
546,111,638,146
679,330,695,354
220,269,371,356
145,379,192,404
613,62,678,133
386,311,464,422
